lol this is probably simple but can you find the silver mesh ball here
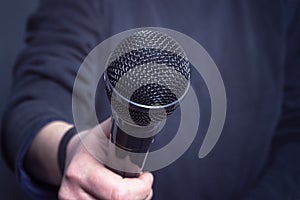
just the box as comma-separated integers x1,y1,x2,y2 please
105,29,190,126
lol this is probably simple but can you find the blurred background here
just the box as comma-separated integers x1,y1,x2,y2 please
0,0,38,199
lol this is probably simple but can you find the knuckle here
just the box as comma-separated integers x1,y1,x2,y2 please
64,163,80,182
146,189,153,200
58,187,70,200
58,180,79,200
111,187,130,200
58,191,66,200
146,183,153,193
140,181,152,195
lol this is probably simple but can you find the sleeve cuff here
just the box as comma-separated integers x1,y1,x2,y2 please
16,117,70,200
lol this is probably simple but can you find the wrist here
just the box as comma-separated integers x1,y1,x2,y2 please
24,121,73,186
63,128,83,172
58,127,77,175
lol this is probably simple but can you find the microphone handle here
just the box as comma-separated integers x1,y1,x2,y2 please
106,119,154,178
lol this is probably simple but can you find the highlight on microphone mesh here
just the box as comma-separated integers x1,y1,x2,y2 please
105,29,191,127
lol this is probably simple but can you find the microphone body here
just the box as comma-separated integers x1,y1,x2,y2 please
104,29,190,177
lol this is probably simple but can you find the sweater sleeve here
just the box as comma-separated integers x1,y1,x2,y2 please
1,0,107,198
242,1,300,199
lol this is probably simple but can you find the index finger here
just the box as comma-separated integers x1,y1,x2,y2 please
83,162,153,200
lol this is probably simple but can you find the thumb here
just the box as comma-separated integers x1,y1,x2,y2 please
94,117,112,138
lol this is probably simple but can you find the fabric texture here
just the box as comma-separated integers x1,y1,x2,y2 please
1,0,300,199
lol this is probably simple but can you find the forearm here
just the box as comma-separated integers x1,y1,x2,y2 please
24,121,73,186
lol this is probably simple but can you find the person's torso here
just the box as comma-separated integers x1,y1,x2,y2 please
95,1,286,199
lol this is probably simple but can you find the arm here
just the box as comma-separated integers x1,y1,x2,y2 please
1,0,102,173
24,119,153,199
24,121,73,186
1,0,153,199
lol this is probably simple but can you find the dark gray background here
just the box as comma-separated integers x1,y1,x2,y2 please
0,0,38,199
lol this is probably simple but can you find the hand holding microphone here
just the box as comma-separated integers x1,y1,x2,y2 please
60,29,190,199
59,118,154,200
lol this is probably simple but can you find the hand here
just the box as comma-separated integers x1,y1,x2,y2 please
58,118,154,200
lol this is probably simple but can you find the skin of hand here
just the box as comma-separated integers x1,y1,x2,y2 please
25,118,154,200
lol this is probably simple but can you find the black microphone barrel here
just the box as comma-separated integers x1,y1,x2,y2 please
104,29,190,177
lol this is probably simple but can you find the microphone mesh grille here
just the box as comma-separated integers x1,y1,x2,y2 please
106,29,190,126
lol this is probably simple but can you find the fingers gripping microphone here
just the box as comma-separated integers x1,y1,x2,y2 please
104,29,190,177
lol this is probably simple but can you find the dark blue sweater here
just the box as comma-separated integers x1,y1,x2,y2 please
1,0,300,199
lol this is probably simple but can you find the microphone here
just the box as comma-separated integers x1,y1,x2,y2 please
104,29,190,177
